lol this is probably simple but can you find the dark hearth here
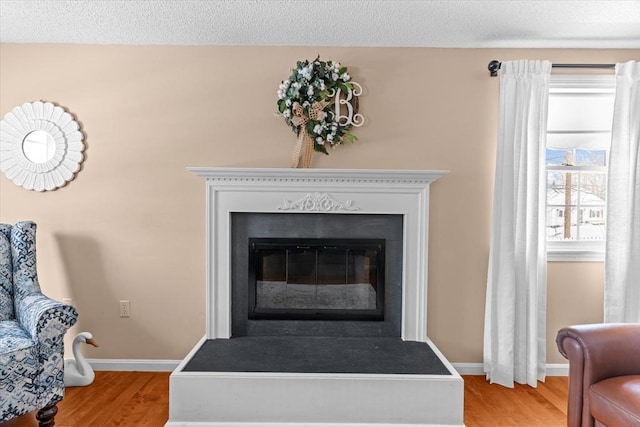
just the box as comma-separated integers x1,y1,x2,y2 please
182,336,451,375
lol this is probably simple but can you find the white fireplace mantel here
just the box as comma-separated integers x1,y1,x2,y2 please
188,167,448,342
168,167,464,427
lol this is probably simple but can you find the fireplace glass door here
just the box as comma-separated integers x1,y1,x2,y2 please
248,238,384,321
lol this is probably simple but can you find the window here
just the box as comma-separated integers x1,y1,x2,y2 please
545,75,615,261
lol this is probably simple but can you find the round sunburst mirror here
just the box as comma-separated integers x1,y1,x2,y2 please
0,101,85,191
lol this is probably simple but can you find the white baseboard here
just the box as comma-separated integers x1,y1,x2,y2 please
451,363,568,377
87,359,568,376
451,363,485,375
87,359,180,372
545,363,570,376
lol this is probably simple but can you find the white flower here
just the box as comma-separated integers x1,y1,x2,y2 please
278,58,358,156
299,64,313,81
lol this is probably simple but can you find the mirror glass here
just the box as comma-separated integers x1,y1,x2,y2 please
22,130,55,163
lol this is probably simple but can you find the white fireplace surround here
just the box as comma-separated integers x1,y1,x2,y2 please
189,167,447,342
168,167,465,427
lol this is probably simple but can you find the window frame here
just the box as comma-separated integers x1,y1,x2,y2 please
545,75,615,262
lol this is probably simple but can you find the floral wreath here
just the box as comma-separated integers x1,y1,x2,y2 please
277,57,358,167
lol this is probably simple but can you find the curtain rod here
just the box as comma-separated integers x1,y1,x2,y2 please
487,60,615,77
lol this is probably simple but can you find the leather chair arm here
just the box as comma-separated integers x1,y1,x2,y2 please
556,323,640,427
557,324,640,381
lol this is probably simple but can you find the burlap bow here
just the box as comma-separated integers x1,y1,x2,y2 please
290,100,329,168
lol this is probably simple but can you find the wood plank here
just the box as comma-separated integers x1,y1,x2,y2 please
1,372,170,427
2,372,567,426
537,376,570,415
463,375,568,427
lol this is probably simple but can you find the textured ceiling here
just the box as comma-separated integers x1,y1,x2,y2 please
0,0,639,48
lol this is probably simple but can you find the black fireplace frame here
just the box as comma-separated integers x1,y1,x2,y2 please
248,238,385,321
230,212,403,338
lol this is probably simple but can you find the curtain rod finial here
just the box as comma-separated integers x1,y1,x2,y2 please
488,60,501,77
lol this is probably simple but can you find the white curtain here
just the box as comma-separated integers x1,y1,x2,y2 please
484,60,551,388
605,60,640,323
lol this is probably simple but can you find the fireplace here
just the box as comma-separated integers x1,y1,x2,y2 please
248,238,385,321
167,167,463,427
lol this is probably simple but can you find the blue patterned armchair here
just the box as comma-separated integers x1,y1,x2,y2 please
0,221,78,426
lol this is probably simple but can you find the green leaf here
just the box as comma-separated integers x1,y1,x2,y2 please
315,144,329,155
306,120,317,134
345,134,358,143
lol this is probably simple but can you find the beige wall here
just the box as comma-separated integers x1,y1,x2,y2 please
0,45,634,364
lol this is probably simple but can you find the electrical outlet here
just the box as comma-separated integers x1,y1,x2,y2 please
119,300,130,317
62,298,73,306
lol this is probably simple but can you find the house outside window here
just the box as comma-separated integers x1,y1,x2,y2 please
546,75,615,261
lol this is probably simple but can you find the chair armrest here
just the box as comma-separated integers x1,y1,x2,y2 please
556,323,640,427
557,323,640,380
15,292,78,345
14,292,78,408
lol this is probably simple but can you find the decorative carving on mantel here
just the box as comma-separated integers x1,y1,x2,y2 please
278,192,360,212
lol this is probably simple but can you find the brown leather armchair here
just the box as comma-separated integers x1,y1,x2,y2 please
556,323,640,427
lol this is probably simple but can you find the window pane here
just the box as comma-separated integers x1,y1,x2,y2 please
547,170,576,205
579,208,606,241
579,172,607,205
546,205,606,242
546,148,571,166
546,207,577,241
575,149,607,167
546,148,607,167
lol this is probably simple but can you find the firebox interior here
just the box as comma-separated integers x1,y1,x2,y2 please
248,238,385,321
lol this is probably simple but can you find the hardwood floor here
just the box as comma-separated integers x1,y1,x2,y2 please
2,373,568,427
464,375,568,426
2,372,170,427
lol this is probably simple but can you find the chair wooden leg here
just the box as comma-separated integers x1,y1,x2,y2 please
36,403,58,427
